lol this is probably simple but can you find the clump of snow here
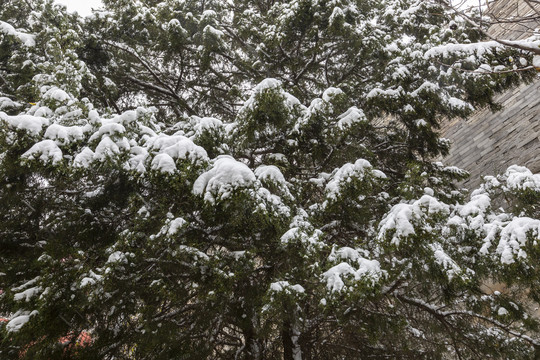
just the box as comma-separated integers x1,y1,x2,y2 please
255,165,287,185
447,97,473,111
22,140,63,165
0,112,49,135
73,147,95,168
378,195,449,246
151,153,177,174
336,106,366,129
325,159,386,201
430,243,465,281
94,136,120,161
328,247,368,262
415,119,427,127
366,87,402,100
166,217,187,236
498,307,509,316
239,78,306,116
6,310,39,332
97,122,126,137
495,217,540,264
322,87,343,102
280,227,301,244
0,21,35,47
128,146,149,173
13,286,42,302
193,155,256,203
533,55,540,69
0,97,21,110
203,24,224,38
42,87,71,103
148,134,208,163
80,270,103,288
177,245,209,261
378,203,416,245
270,281,305,294
503,165,540,191
459,193,491,217
44,124,84,144
425,41,503,59
107,251,128,264
329,6,345,25
188,116,224,138
425,39,540,61
322,258,382,293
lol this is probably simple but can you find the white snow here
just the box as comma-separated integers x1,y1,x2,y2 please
73,147,95,168
503,165,540,191
22,140,63,165
147,134,208,163
94,136,120,161
328,246,365,262
0,97,21,110
240,78,306,115
270,281,305,294
43,87,71,103
378,195,449,246
107,251,128,264
459,193,491,217
336,106,366,129
495,217,540,264
97,122,126,137
167,217,187,236
425,41,504,59
430,243,464,281
0,112,49,136
44,124,84,144
80,270,103,287
533,55,540,69
13,287,41,302
6,310,39,332
366,87,402,99
151,153,177,174
322,258,382,293
254,165,287,185
193,155,256,203
425,40,540,60
0,21,35,47
447,97,473,111
203,25,224,38
189,116,224,138
322,87,343,102
325,159,386,201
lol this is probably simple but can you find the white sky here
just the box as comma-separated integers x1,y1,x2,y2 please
55,0,104,17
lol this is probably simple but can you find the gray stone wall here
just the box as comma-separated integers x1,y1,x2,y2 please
440,0,540,187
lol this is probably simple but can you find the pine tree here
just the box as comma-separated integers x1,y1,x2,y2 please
1,0,540,359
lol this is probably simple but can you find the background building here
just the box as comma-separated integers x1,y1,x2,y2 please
441,0,540,187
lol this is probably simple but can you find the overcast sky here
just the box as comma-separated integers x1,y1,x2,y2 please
55,0,103,16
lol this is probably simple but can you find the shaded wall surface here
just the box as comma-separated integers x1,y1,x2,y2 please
440,0,540,187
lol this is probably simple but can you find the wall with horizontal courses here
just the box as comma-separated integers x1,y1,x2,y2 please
440,0,540,188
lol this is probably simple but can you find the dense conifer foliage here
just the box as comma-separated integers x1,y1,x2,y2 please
1,0,540,358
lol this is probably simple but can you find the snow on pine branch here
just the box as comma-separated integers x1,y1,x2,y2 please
0,20,35,46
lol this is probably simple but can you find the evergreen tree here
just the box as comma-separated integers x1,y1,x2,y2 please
1,0,540,359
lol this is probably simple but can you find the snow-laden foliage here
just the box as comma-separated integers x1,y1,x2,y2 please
1,0,540,359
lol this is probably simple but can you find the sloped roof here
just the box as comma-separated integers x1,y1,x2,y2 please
441,0,540,188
